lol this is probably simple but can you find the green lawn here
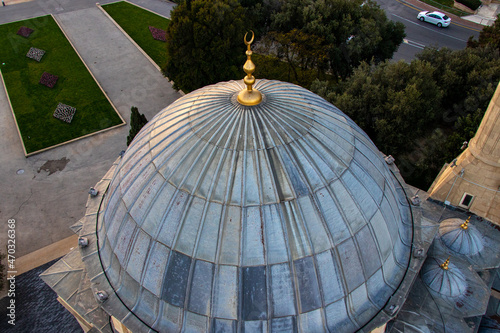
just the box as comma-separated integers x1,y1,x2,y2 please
102,1,170,69
0,15,123,155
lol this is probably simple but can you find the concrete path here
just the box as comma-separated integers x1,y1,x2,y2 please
54,6,179,119
462,3,500,26
131,0,177,18
0,0,175,24
0,0,181,260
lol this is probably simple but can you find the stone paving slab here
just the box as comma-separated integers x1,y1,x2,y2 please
129,0,177,18
54,6,179,119
0,4,181,259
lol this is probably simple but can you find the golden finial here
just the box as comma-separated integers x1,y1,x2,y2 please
461,216,471,230
237,31,262,106
440,256,450,270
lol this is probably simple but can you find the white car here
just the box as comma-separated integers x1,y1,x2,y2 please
417,11,451,28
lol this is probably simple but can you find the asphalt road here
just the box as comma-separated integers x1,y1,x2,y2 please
375,0,481,61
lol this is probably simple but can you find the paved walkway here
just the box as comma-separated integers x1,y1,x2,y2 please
0,0,181,264
401,0,486,29
462,3,500,26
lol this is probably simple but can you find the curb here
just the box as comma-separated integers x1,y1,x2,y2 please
399,0,485,30
16,14,128,158
96,2,162,72
1,15,127,158
0,69,28,156
97,1,185,96
0,234,79,299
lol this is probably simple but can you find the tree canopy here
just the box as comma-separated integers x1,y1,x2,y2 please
269,0,406,79
312,46,500,189
318,59,442,156
467,14,500,51
164,0,246,92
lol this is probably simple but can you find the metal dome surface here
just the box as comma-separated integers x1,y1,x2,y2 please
421,257,467,297
439,218,484,256
96,79,413,332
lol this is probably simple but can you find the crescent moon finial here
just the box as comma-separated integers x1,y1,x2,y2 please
244,30,255,46
238,31,262,106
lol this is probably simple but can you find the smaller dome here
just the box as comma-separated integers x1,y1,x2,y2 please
439,218,484,255
421,257,467,297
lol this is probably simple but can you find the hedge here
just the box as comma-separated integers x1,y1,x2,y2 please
456,0,481,11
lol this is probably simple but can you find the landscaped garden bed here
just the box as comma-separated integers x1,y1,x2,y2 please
0,15,124,155
102,1,170,68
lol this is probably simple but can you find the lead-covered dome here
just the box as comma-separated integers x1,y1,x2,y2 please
439,218,484,256
97,79,413,332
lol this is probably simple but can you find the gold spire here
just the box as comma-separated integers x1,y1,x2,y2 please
237,31,262,106
461,216,471,230
440,257,450,270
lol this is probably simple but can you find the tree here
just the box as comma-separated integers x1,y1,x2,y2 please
416,46,500,126
467,14,500,51
238,0,280,37
269,0,405,79
316,60,442,156
311,45,500,189
164,0,246,92
260,29,328,85
127,106,148,146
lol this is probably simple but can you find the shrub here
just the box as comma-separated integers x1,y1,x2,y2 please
456,0,481,11
127,106,148,146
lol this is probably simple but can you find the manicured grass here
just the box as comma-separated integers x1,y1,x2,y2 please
0,15,123,154
102,1,170,69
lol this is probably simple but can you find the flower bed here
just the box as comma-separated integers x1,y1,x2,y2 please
39,72,59,88
26,47,45,62
17,26,34,38
53,103,76,123
148,26,166,42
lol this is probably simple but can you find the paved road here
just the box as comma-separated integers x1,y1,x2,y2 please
375,0,481,61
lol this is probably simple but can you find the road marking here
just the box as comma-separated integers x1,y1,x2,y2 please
392,13,468,42
394,0,481,32
451,21,481,31
395,0,421,11
403,38,426,49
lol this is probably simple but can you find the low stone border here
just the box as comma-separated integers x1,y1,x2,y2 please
0,68,28,156
97,1,185,96
0,15,127,158
96,2,162,72
105,0,171,19
51,14,125,125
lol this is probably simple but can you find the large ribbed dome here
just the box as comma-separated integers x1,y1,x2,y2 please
97,79,413,332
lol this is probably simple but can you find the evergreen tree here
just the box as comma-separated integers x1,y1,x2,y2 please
127,106,148,146
164,0,246,92
311,46,500,189
467,14,500,51
269,0,405,79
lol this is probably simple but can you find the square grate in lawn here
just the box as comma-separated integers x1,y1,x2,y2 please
53,103,76,123
26,47,46,62
17,26,34,38
148,26,166,42
39,72,59,88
